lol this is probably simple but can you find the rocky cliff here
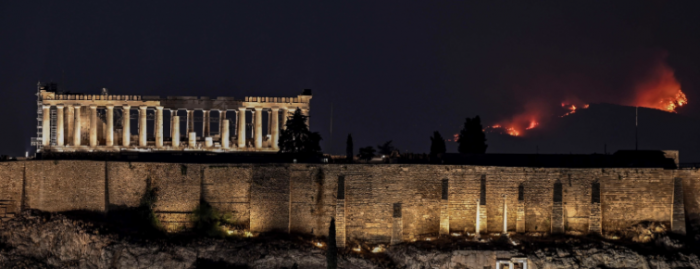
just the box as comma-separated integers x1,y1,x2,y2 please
1,211,699,269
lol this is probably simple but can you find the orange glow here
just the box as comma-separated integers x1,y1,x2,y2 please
560,103,577,117
525,120,539,130
486,123,529,137
483,56,686,137
559,102,589,118
506,127,520,136
447,133,459,142
630,60,687,112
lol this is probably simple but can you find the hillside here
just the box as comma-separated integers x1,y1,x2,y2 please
487,103,700,163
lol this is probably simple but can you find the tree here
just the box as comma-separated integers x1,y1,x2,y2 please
278,109,322,155
326,218,338,269
346,134,353,163
377,140,395,156
358,146,376,161
457,116,488,154
430,131,446,156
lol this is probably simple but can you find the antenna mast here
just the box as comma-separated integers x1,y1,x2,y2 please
329,103,333,154
635,106,638,151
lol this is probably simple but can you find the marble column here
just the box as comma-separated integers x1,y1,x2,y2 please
170,109,176,139
139,106,147,147
155,106,164,148
172,116,180,148
42,105,50,147
271,108,280,150
254,108,263,149
281,108,288,130
233,110,238,139
73,105,81,146
186,110,194,136
237,108,246,148
122,106,131,146
56,105,64,146
249,110,254,139
202,110,210,137
89,105,98,147
66,105,74,144
219,110,226,140
188,132,196,149
267,109,272,136
106,105,114,146
221,120,230,149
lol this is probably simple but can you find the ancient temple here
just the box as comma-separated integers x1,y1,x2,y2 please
34,83,312,153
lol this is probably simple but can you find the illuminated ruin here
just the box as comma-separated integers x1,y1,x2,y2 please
33,83,312,153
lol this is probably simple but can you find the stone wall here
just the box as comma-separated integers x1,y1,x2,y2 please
600,169,674,231
0,161,697,245
0,162,24,219
681,170,700,238
24,160,106,212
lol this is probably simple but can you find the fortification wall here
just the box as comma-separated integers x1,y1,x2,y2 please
24,160,106,212
0,161,697,245
203,165,252,228
0,162,24,218
681,170,700,237
600,169,675,231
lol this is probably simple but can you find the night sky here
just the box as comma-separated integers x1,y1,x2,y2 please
3,1,700,161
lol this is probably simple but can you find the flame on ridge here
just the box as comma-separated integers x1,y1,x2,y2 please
485,101,589,137
452,55,687,139
630,61,687,113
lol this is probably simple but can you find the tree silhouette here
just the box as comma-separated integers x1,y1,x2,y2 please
457,116,488,154
278,109,322,155
430,131,446,156
326,218,338,269
346,134,353,163
377,140,395,156
358,146,376,161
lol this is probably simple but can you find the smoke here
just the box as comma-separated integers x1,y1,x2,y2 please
488,49,686,136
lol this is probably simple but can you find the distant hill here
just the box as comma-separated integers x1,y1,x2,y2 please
486,103,700,163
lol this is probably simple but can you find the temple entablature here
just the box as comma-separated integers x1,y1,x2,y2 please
35,86,312,153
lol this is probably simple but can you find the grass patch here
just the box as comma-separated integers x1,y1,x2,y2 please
138,176,163,233
191,201,234,238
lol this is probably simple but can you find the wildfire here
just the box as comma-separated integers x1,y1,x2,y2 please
630,55,687,112
506,127,520,136
449,133,459,142
475,52,688,138
525,120,539,130
560,102,589,117
485,119,539,137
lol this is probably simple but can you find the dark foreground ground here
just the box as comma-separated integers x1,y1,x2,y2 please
0,210,699,269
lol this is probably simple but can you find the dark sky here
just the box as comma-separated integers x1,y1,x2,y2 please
2,1,700,160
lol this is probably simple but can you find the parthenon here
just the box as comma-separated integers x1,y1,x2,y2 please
35,84,312,153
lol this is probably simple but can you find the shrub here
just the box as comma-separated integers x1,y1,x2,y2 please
191,201,232,237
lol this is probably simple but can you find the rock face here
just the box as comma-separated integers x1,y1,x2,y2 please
1,212,700,269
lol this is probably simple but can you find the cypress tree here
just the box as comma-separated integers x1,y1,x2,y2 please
327,218,338,269
278,109,322,156
430,131,446,156
457,116,488,154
